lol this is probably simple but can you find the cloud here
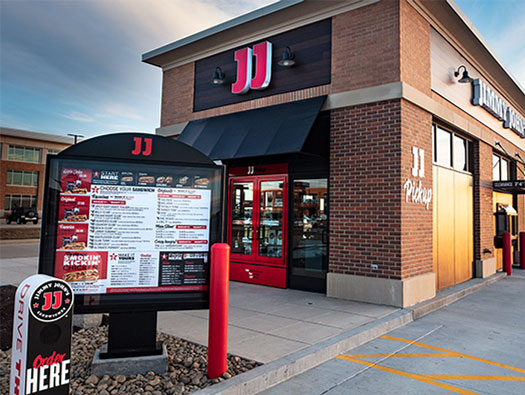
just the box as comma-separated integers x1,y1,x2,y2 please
63,111,95,122
102,103,145,121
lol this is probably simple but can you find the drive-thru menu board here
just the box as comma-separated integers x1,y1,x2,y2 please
53,161,214,295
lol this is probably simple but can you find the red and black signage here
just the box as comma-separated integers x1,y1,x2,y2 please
39,133,223,314
11,275,73,395
194,19,331,111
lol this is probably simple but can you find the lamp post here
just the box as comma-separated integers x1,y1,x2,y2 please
67,133,84,144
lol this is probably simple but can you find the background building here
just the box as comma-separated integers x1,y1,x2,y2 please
0,127,73,217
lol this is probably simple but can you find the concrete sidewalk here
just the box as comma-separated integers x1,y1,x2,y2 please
0,243,509,394
159,282,398,363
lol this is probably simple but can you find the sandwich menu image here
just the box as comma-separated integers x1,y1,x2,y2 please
53,162,214,294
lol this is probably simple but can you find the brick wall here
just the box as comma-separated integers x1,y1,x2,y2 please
331,0,400,93
161,0,404,126
400,0,430,94
0,161,45,212
329,99,434,281
473,141,495,262
400,100,433,279
161,63,194,127
329,99,403,280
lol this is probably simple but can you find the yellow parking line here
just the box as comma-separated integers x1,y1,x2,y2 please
423,374,525,381
381,335,525,374
347,353,456,358
337,355,480,395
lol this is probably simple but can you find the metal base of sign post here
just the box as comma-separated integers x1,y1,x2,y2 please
99,311,162,359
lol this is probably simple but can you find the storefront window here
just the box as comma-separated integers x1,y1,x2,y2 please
433,125,471,172
453,135,467,171
291,179,328,277
493,153,510,181
435,127,451,167
501,158,509,180
493,154,500,180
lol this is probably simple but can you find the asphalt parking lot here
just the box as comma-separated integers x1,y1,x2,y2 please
263,270,525,395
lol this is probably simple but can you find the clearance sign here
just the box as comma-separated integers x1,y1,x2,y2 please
10,275,73,395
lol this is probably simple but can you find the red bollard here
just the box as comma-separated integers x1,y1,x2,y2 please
520,232,525,270
207,243,230,379
503,232,512,276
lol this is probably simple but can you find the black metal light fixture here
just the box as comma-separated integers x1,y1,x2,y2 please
454,65,474,83
278,46,295,67
210,67,225,85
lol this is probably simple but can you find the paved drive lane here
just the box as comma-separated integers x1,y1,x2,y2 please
263,270,525,395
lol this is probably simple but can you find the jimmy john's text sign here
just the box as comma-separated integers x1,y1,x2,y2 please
11,274,73,395
39,133,223,313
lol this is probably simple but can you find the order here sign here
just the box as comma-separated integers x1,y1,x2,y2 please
10,274,74,395
38,133,223,314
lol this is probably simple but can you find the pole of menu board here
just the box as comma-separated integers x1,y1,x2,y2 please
207,243,230,379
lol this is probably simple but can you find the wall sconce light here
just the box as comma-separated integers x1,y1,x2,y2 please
482,248,491,254
454,65,474,83
210,67,225,85
278,46,295,67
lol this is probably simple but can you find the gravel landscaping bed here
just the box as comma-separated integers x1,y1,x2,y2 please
0,324,261,394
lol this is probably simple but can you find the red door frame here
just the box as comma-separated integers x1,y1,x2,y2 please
227,174,288,287
227,174,288,266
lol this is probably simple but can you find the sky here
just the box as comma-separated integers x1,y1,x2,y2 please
1,0,524,140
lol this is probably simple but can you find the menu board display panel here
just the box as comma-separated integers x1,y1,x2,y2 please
40,156,222,312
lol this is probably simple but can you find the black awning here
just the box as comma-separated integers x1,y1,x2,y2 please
178,96,326,160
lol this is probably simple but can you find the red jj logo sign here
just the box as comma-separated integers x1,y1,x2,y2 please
232,41,272,95
30,282,73,322
131,137,152,156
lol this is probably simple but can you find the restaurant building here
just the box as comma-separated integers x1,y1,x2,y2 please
142,0,525,307
0,127,73,217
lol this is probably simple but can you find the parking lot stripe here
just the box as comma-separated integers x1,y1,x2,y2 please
346,353,456,358
337,355,480,395
423,375,525,381
382,335,525,374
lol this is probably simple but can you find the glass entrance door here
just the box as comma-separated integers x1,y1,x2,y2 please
229,175,287,287
290,178,328,293
257,180,285,262
230,180,254,256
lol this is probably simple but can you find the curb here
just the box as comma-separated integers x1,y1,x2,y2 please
197,310,413,395
195,271,506,395
410,272,506,320
0,238,40,244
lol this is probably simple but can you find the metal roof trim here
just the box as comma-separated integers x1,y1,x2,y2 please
141,0,303,63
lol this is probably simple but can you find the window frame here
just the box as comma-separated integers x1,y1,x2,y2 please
4,194,37,210
6,170,39,187
432,124,473,173
492,153,512,181
7,145,41,163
